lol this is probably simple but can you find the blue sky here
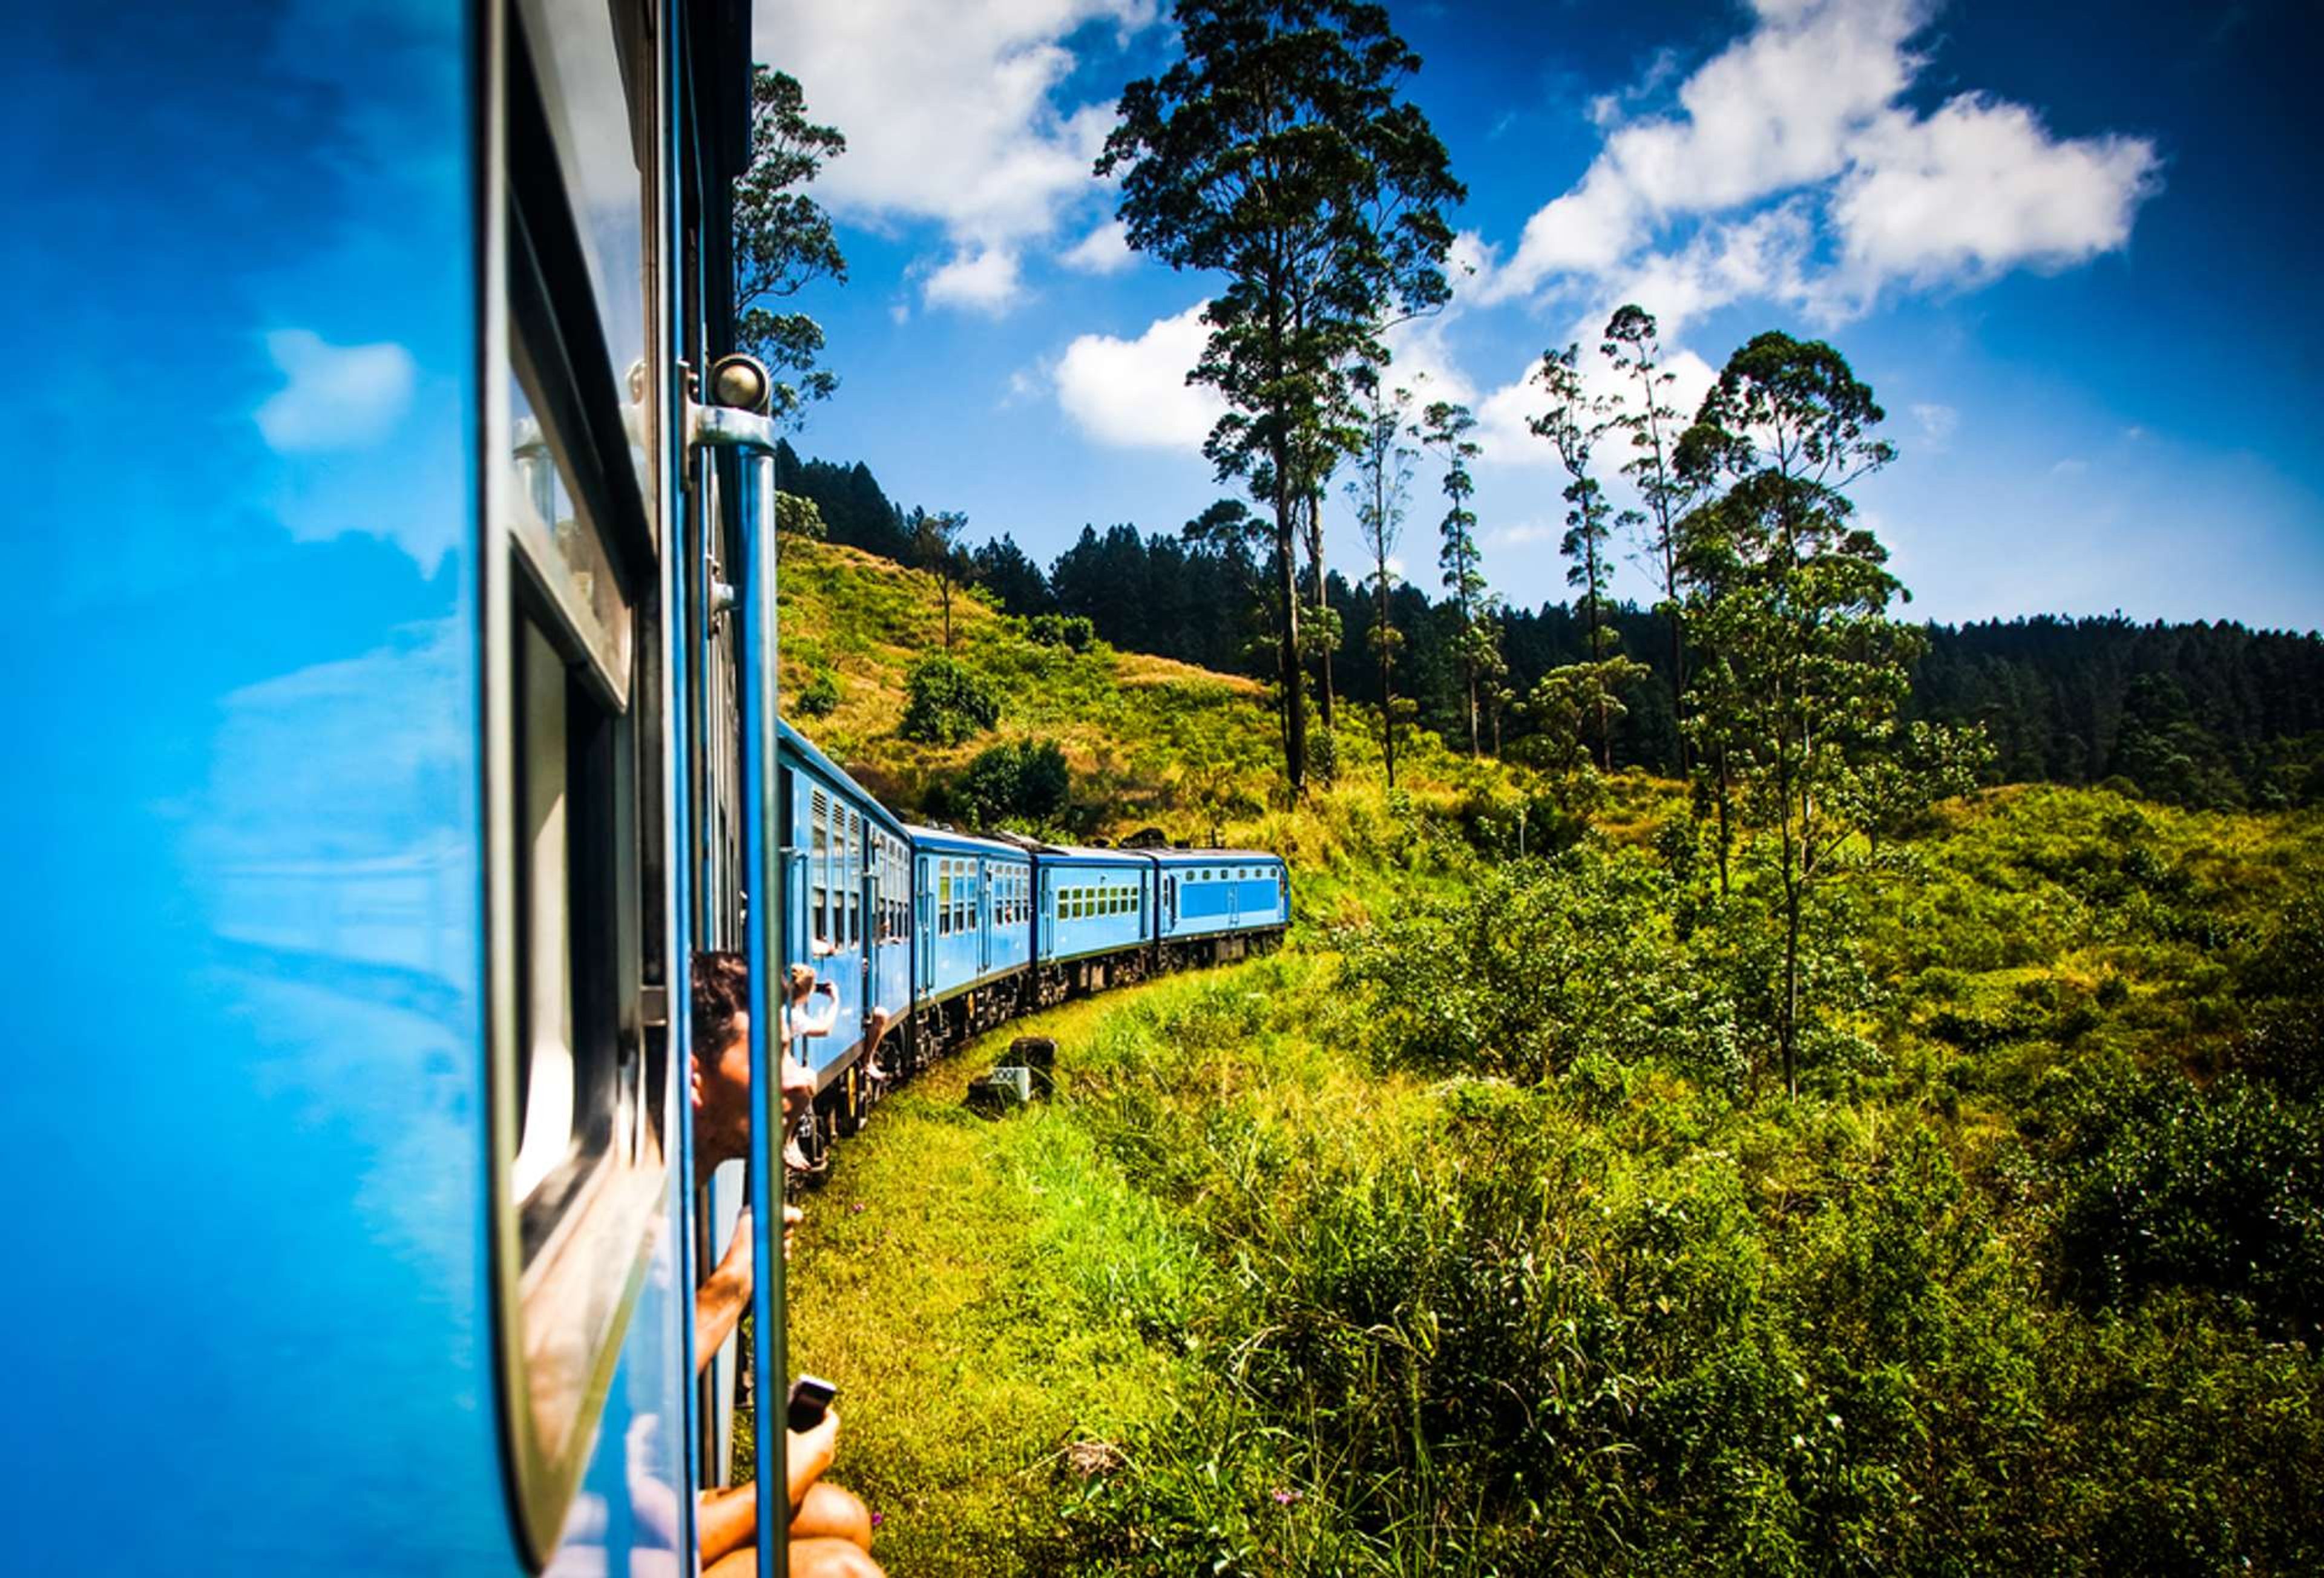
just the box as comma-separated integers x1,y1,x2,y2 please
760,0,2323,632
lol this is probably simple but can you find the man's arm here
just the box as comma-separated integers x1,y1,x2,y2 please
694,1206,752,1376
795,984,841,1038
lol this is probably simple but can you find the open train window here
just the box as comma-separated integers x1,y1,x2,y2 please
489,0,668,1563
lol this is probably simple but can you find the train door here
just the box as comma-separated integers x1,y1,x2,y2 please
916,854,936,994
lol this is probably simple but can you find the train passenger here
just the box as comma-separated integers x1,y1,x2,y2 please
782,963,842,1170
691,952,886,1578
692,951,812,1360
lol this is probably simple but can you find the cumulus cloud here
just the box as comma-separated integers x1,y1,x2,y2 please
1053,303,1228,450
760,0,1155,313
254,329,416,452
1477,0,2159,321
923,246,1025,314
1059,218,1135,275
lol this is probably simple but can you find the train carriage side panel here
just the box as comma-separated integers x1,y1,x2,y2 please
904,823,1032,1004
0,0,769,1570
780,721,909,1092
1037,847,1154,964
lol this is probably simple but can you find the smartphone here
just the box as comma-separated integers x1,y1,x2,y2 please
786,1373,838,1433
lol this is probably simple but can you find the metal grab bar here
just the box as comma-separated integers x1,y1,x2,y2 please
689,360,787,1578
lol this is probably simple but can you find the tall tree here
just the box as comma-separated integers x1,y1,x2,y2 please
1418,399,1489,755
909,508,971,650
1098,0,1464,796
1347,367,1416,787
1676,330,1908,1098
1531,343,1622,771
1602,304,1701,767
734,68,847,426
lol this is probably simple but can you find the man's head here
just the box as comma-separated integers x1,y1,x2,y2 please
689,952,817,1188
691,951,753,1178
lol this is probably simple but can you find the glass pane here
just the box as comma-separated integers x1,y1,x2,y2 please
509,361,632,707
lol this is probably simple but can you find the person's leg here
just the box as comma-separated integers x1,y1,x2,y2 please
792,1481,873,1550
790,1537,885,1578
698,1482,755,1567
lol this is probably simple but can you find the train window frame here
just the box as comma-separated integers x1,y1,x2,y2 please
484,0,669,1564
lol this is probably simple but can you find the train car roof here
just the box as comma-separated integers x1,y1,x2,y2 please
1146,848,1285,866
902,823,1031,859
778,718,910,839
1029,842,1155,865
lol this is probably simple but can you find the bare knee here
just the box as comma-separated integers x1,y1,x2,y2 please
791,1536,885,1578
792,1481,873,1551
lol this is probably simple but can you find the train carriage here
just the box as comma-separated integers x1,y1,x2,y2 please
905,823,1036,1043
4,0,807,1571
1149,848,1292,966
1032,844,1158,1003
780,720,911,1113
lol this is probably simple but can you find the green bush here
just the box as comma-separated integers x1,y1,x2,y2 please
946,737,1071,833
2052,1069,2324,1340
1028,612,1096,652
794,669,840,718
899,652,1001,745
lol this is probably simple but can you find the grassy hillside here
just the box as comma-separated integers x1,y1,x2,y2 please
779,543,2324,1574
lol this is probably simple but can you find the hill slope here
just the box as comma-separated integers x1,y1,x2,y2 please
778,537,2324,1575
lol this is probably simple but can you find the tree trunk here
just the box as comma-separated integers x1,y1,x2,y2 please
1669,600,1688,776
1466,657,1479,758
1276,473,1307,797
1308,494,1335,732
1714,744,1733,897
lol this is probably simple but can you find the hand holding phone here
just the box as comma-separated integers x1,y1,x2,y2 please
786,1373,838,1434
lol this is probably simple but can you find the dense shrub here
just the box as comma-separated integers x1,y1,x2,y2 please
946,737,1071,832
899,653,1001,745
794,669,840,718
1028,612,1096,652
2052,1069,2324,1340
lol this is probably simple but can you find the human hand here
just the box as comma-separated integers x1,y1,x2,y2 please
783,1203,802,1263
786,1407,841,1508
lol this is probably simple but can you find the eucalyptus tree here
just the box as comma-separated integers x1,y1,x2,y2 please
1531,342,1624,771
1676,330,1911,1096
1601,304,1701,762
734,67,847,426
1098,0,1464,796
1346,367,1416,786
1416,398,1493,755
910,507,973,650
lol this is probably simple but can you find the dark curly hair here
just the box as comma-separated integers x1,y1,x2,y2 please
692,950,749,1053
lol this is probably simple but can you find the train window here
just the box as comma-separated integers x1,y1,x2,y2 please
512,0,649,483
490,0,666,1555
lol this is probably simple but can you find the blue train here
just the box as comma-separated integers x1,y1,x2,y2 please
779,721,1288,1157
1,2,1285,1572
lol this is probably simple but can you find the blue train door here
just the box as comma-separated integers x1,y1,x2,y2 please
916,854,935,994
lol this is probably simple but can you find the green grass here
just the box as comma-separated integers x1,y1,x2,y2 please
787,985,1221,1575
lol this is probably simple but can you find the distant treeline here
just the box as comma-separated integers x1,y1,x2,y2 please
779,441,2324,810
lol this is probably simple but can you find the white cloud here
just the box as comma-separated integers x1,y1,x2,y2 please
923,246,1025,314
1912,401,1959,449
760,1,1157,313
254,329,415,452
2050,457,2089,477
1479,0,2158,321
1053,302,1228,450
1827,95,2161,306
1059,218,1135,275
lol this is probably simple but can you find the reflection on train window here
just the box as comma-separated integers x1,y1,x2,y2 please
493,2,666,1551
